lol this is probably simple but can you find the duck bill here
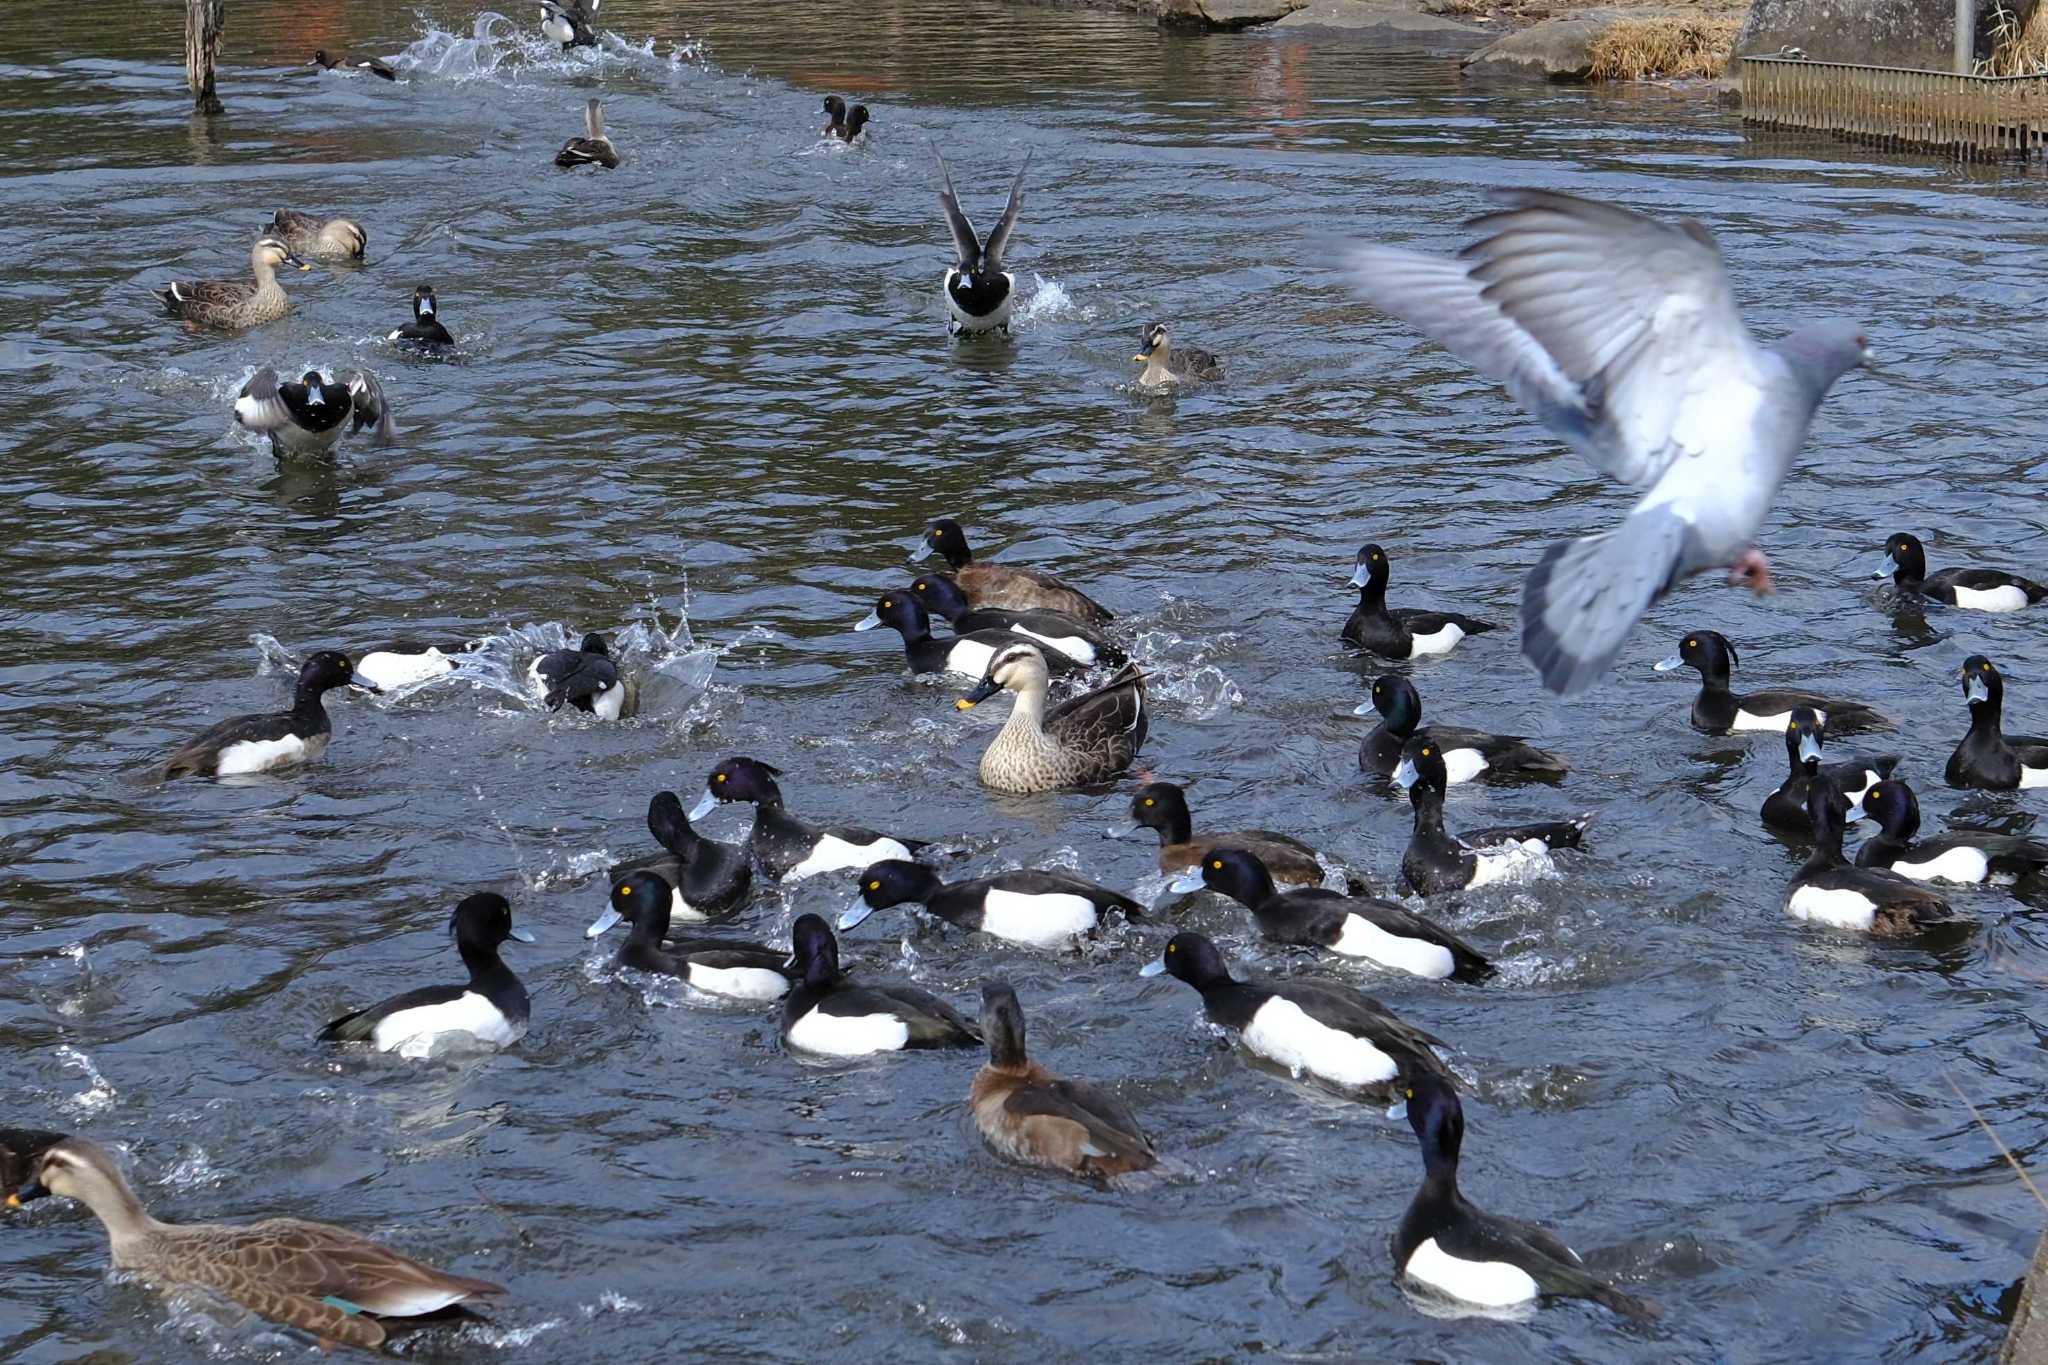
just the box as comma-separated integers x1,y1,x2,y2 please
585,907,623,938
1392,757,1419,789
837,900,876,931
853,610,881,632
1346,565,1370,588
1137,957,1168,978
1131,353,1150,364
7,1180,48,1207
1965,676,1990,705
1652,655,1684,672
1103,821,1138,840
347,673,382,693
688,788,719,821
1385,1099,1409,1121
956,677,1000,710
1874,553,1897,580
1165,869,1205,894
1843,797,1869,824
1798,733,1823,766
1350,698,1376,717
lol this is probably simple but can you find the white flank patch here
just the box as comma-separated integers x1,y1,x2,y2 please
1953,583,2029,613
785,1006,909,1056
214,734,309,776
525,658,547,693
355,649,453,691
372,991,522,1059
685,964,788,1001
943,637,998,678
668,886,707,923
1442,748,1488,785
1786,884,1877,931
1892,847,1990,883
1241,997,1395,1089
1466,839,1550,889
2022,766,2048,790
1405,1238,1540,1308
590,681,625,720
784,835,911,881
1330,916,1455,979
1844,768,1885,800
1406,623,1466,658
978,888,1097,947
1732,708,1804,732
1010,625,1095,665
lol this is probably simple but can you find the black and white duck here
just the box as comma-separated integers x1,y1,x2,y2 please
233,367,396,458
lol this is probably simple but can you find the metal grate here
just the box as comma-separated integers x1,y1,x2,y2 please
1742,54,2048,159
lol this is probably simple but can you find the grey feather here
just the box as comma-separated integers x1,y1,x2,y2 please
1521,506,1688,696
982,153,1030,271
933,148,981,270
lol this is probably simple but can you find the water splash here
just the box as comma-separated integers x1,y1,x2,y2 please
1126,629,1245,719
55,1045,116,1116
1012,275,1092,329
393,12,702,85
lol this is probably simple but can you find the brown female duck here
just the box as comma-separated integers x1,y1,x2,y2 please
152,237,308,330
969,982,1158,1180
923,518,1113,623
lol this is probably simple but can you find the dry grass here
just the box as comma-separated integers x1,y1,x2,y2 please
1587,14,1742,80
1979,0,2048,75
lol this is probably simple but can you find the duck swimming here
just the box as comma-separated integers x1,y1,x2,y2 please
970,982,1158,1180
923,519,1114,623
598,873,791,1001
598,791,753,929
1876,532,2047,612
149,651,378,780
855,590,1083,679
958,644,1147,793
1948,655,2048,791
780,914,981,1057
1654,630,1887,735
11,1138,505,1351
264,209,365,260
821,94,871,142
233,367,397,458
1342,544,1496,660
352,640,464,692
528,633,637,720
1786,779,1954,935
1170,846,1491,982
1140,932,1451,1096
308,49,396,79
539,0,598,49
1356,675,1565,784
1759,707,1897,835
1112,780,1329,889
689,756,926,881
1393,1074,1657,1319
908,573,1122,667
556,98,618,169
389,285,453,350
1132,321,1221,387
1846,778,2048,884
934,147,1028,336
841,859,1140,950
152,237,307,330
318,893,534,1057
1394,735,1589,897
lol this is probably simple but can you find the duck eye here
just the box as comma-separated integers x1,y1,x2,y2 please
881,599,892,609
715,773,726,783
1422,747,1433,757
620,884,633,896
1983,662,1993,672
1686,638,1696,648
1404,1087,1414,1099
1166,944,1177,955
1210,859,1222,870
868,880,880,891
1143,798,1154,807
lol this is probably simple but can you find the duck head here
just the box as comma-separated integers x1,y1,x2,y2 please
1393,732,1449,794
1355,674,1422,732
957,643,1049,709
1139,931,1231,987
1655,630,1737,681
412,284,438,319
1402,1072,1463,1180
1877,531,1925,583
840,859,942,931
1962,655,2005,711
787,913,841,988
1347,543,1390,592
299,650,381,696
1134,322,1169,364
856,591,930,639
1167,846,1276,903
908,573,972,623
980,980,1029,1069
844,104,871,138
1119,781,1190,843
1787,707,1825,773
1844,778,1919,840
924,518,973,569
590,870,667,940
254,236,310,273
691,756,782,819
449,892,533,951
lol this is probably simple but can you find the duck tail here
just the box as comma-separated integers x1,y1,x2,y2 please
1586,1280,1661,1322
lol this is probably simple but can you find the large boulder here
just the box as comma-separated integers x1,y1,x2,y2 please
1463,6,1736,80
1272,0,1492,41
1463,11,1616,76
1158,0,1308,27
1734,0,1961,69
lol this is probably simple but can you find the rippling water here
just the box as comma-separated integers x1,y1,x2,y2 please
5,0,2048,1358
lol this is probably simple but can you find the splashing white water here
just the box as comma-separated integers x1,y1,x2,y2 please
1011,275,1092,329
55,1045,117,1116
393,12,703,85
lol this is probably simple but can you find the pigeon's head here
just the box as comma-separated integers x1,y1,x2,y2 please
1780,321,1871,395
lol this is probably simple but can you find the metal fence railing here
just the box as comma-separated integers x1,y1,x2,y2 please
1742,54,2048,159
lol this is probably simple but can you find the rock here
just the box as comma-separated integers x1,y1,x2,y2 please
1272,0,1492,40
1733,0,1961,71
1158,0,1307,27
1462,6,1726,80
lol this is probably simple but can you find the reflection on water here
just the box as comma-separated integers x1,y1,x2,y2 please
3,1,2048,1361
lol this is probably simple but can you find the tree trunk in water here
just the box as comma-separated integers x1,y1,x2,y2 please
185,0,225,114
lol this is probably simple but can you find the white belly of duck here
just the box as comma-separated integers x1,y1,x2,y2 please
541,12,573,42
214,734,315,776
666,886,709,922
784,834,911,881
978,888,1097,947
1891,847,1990,883
372,992,523,1058
1731,708,1810,732
1404,1238,1540,1308
1009,625,1095,665
588,680,626,720
1330,916,1455,979
1241,997,1396,1089
1441,748,1487,785
1952,583,2029,612
786,1007,909,1056
685,964,788,1001
355,649,454,691
1405,623,1466,658
1786,884,1876,931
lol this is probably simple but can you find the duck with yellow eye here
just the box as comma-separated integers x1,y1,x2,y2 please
1170,846,1492,983
780,914,981,1057
1356,674,1566,785
854,590,1085,680
1393,1072,1658,1320
1342,543,1497,661
594,791,753,937
1844,776,2048,885
1132,321,1222,388
957,644,1147,794
1108,780,1335,891
1786,774,1956,935
1759,707,1896,837
688,756,929,882
594,872,791,1001
1139,931,1452,1098
1947,655,2048,791
1394,734,1590,898
841,859,1139,951
1653,629,1888,736
908,573,1122,668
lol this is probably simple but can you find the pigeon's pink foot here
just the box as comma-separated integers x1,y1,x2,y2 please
1728,546,1775,596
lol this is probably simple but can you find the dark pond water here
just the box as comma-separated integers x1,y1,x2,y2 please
5,0,2048,1358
